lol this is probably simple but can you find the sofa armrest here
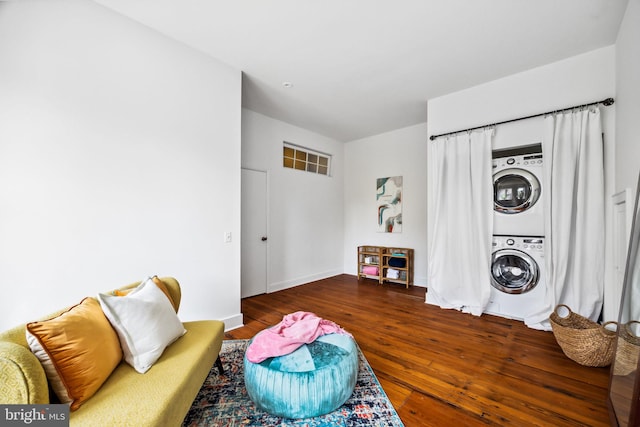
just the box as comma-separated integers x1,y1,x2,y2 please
0,341,49,404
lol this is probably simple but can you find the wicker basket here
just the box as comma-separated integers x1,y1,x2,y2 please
550,304,618,367
613,321,640,376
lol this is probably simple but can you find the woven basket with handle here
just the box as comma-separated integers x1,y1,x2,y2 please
550,304,617,367
613,320,640,376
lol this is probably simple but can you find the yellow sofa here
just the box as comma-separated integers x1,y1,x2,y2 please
0,277,225,426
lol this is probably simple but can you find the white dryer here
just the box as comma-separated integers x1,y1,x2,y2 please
485,235,547,322
493,143,544,236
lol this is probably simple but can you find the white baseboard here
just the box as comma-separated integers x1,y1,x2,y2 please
221,313,244,332
413,275,428,287
268,269,343,293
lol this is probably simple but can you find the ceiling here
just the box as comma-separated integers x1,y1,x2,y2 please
95,0,628,142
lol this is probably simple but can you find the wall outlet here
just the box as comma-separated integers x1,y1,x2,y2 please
224,231,232,243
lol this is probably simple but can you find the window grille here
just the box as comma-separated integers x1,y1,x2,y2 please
283,142,331,176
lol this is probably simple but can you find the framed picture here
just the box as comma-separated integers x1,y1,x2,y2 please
377,176,402,233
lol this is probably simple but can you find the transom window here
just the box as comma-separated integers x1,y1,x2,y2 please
283,142,331,176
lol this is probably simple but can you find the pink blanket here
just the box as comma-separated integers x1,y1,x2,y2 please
245,311,352,363
362,265,379,275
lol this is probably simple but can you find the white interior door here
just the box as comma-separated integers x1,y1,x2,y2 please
241,168,267,298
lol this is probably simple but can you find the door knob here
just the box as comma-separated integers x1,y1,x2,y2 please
261,236,268,241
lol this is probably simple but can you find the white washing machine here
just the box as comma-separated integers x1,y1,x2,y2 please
493,143,544,236
485,235,547,322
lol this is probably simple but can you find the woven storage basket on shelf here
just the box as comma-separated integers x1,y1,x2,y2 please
613,320,640,376
550,304,617,367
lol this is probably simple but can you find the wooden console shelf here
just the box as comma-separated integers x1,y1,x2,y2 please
357,246,413,288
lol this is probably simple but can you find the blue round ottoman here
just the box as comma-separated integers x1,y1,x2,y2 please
244,333,358,419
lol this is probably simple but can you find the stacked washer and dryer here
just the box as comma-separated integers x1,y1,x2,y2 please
485,143,547,322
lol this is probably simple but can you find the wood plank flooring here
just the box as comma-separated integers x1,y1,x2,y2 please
224,274,612,426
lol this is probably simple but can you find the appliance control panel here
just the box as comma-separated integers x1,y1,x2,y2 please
494,236,544,252
493,154,543,169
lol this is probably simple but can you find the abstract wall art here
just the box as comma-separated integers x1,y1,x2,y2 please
376,176,402,233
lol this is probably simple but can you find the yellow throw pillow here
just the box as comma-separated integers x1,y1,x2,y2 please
151,276,178,312
26,298,123,411
113,276,177,312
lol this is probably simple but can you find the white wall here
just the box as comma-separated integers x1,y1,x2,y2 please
241,109,344,291
0,1,243,331
609,0,640,325
615,0,640,194
427,46,616,319
428,47,616,137
343,123,429,285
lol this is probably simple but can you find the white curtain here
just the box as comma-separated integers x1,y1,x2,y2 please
427,129,494,315
526,107,604,329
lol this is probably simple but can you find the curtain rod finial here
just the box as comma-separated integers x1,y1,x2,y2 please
603,98,615,106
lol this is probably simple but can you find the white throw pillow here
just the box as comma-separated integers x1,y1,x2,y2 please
98,277,186,373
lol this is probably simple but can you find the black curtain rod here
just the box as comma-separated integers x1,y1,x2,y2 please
428,97,615,141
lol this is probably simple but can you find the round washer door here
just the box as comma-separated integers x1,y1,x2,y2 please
494,168,541,214
491,248,539,294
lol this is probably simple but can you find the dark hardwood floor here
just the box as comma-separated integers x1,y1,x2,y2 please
225,274,611,426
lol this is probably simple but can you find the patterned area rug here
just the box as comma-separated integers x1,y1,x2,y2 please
183,339,404,427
